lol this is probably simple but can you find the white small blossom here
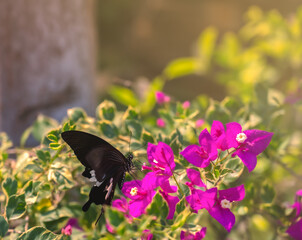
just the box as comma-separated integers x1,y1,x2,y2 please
236,132,247,143
220,199,231,209
130,187,138,196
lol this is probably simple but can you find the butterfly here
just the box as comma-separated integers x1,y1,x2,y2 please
61,130,134,224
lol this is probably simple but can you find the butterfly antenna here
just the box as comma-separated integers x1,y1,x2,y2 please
128,171,141,187
95,207,105,226
131,142,148,153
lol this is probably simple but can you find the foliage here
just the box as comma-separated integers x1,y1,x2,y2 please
1,6,302,240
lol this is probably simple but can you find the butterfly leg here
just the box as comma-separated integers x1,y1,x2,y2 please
95,207,105,225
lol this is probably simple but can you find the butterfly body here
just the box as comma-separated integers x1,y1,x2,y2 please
61,130,133,219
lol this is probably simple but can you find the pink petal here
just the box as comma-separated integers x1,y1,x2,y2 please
157,118,166,128
218,185,245,202
296,190,302,196
180,231,195,240
155,91,170,104
225,122,242,149
187,168,206,188
186,188,217,211
196,119,205,128
147,142,176,175
159,190,180,219
159,177,177,193
180,145,212,168
236,150,257,172
198,129,218,161
142,172,160,190
211,120,228,150
286,218,302,240
122,180,143,200
128,191,156,218
112,197,128,213
141,229,153,240
208,206,235,232
243,130,274,155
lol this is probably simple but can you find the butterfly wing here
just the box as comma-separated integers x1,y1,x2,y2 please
61,130,127,183
61,130,127,210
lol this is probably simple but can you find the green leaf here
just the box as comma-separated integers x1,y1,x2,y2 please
96,100,117,121
48,163,73,190
99,121,119,139
20,126,33,147
16,226,64,240
142,131,155,143
2,177,18,199
164,58,200,79
49,143,61,150
67,107,87,122
261,183,275,204
109,86,139,107
47,134,58,142
0,215,9,237
62,121,75,132
197,27,218,71
171,207,191,230
147,193,168,219
123,106,139,120
6,194,26,220
23,181,41,205
125,120,142,140
32,115,58,142
36,150,51,164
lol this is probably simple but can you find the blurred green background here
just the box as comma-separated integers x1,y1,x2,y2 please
96,0,302,101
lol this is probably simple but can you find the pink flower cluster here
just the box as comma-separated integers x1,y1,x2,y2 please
286,190,302,239
111,120,273,237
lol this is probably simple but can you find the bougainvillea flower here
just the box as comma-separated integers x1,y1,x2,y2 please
291,189,302,218
180,227,207,240
207,185,245,232
157,118,166,128
180,128,218,168
159,190,180,219
61,224,72,236
195,119,205,128
183,101,191,109
142,142,177,193
155,91,170,104
224,122,274,172
141,229,153,240
186,188,216,212
122,178,156,218
210,120,228,150
112,197,132,221
106,220,116,234
185,168,206,190
286,218,302,240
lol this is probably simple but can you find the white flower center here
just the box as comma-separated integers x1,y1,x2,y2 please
130,187,138,196
153,159,158,164
220,199,231,209
236,132,247,143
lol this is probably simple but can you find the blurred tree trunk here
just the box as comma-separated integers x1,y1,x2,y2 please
0,0,96,145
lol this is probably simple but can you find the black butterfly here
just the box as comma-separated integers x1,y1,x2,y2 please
61,130,134,224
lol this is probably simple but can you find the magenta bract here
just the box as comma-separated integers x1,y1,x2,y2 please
180,129,218,168
122,178,156,218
